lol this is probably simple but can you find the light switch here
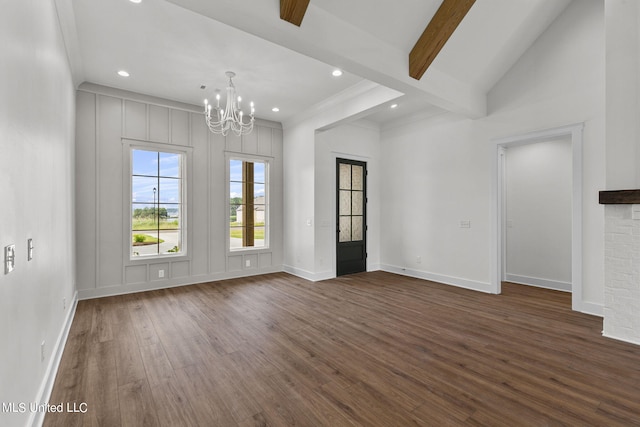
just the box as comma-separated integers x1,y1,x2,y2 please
27,239,34,261
5,244,16,274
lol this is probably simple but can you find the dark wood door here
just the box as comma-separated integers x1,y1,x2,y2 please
336,158,367,276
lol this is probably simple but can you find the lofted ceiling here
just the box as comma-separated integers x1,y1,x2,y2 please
60,0,572,126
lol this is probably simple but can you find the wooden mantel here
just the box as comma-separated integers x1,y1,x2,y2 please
599,189,640,204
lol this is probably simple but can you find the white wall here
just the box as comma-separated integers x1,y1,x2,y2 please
0,1,77,426
380,115,494,292
604,0,640,189
379,0,605,311
314,121,382,279
505,138,572,291
75,84,283,299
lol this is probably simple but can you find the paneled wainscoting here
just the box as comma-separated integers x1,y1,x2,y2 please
45,272,640,426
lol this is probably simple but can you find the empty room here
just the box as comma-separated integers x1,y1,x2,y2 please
3,0,640,426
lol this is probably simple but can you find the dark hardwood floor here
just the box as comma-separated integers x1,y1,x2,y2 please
45,272,640,426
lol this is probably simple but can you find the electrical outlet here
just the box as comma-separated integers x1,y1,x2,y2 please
245,259,251,267
158,269,164,278
41,341,45,362
416,256,422,264
63,298,66,311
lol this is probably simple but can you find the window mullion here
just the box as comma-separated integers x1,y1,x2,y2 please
243,161,255,247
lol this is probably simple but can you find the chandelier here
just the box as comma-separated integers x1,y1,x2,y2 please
203,71,255,136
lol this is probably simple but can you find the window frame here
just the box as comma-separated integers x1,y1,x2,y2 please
226,153,270,253
126,141,189,261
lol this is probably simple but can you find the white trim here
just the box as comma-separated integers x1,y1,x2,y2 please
124,141,190,264
29,291,78,427
504,274,571,292
582,301,603,318
492,123,585,312
380,264,493,294
52,0,85,87
367,263,381,272
282,264,331,282
78,267,282,300
602,331,640,345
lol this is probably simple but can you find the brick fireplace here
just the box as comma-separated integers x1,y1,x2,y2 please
600,190,640,344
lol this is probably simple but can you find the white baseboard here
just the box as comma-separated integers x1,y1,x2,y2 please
504,273,571,292
602,330,640,346
29,291,78,427
578,301,603,317
367,263,381,272
282,265,333,282
380,264,493,294
77,267,283,300
282,264,382,282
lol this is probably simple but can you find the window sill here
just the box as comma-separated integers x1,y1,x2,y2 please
127,253,189,264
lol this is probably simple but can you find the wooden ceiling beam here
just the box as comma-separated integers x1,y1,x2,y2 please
280,0,310,27
409,0,475,80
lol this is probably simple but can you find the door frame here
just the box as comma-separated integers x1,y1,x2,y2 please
491,123,584,312
335,156,368,276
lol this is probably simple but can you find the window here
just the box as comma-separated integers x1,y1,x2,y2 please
230,159,268,250
131,149,184,258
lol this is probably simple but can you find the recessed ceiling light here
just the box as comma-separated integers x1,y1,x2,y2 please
117,70,130,77
332,69,343,77
272,107,280,112
129,0,142,3
390,104,398,109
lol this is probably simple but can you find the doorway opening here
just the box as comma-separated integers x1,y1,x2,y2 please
504,136,572,292
493,124,584,311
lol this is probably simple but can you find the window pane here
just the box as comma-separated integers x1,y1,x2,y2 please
352,165,363,190
158,204,180,230
352,216,363,241
233,204,244,225
132,203,159,231
339,190,351,216
352,191,363,216
230,159,243,182
230,182,243,203
131,149,184,258
229,158,268,250
254,162,265,183
339,216,351,242
230,227,243,249
132,150,158,176
254,226,265,247
132,176,158,203
253,205,265,225
230,204,241,224
159,228,181,254
132,231,160,257
339,164,351,190
159,152,180,177
158,177,180,203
